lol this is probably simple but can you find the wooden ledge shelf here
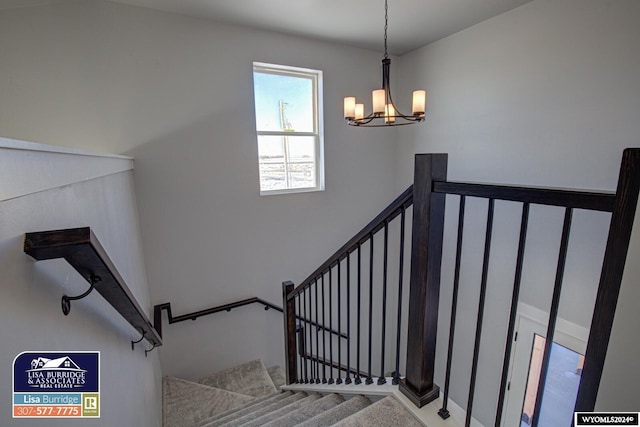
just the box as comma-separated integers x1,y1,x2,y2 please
24,227,162,348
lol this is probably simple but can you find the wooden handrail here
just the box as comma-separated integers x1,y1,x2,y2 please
24,227,162,348
433,181,615,212
288,185,413,300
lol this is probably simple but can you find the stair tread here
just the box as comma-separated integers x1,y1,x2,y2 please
201,391,308,427
165,361,421,427
232,393,322,427
333,396,423,427
266,365,286,390
259,393,345,427
193,391,290,427
199,359,277,398
162,376,254,427
297,395,372,427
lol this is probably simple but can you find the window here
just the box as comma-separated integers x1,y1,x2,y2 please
253,62,324,195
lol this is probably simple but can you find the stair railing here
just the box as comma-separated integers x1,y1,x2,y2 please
429,149,640,426
283,154,447,409
283,185,413,386
283,148,640,425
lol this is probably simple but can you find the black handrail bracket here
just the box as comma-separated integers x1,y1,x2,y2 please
24,227,162,348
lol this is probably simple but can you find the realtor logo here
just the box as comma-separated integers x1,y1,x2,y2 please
85,396,97,409
13,352,100,418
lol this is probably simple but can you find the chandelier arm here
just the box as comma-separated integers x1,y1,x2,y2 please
349,120,420,127
347,111,425,126
348,114,378,126
381,58,418,119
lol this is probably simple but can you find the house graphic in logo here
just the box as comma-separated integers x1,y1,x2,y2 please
22,355,89,389
29,356,84,371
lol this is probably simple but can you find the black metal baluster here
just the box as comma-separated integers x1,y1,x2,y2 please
466,198,495,427
393,208,406,385
306,286,312,383
296,295,302,383
346,253,352,385
337,259,343,384
329,265,335,384
378,221,389,385
531,208,573,427
356,243,362,384
439,195,466,420
495,202,530,426
315,278,321,383
367,234,374,385
321,273,327,383
301,293,309,384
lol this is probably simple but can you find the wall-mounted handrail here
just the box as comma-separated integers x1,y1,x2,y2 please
154,298,347,340
24,227,162,348
153,297,281,337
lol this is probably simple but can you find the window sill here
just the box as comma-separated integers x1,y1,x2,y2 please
260,186,324,196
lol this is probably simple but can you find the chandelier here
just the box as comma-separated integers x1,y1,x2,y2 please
344,0,426,127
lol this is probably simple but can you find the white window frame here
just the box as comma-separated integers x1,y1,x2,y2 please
253,62,325,195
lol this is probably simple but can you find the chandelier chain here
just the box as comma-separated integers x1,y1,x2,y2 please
384,0,389,58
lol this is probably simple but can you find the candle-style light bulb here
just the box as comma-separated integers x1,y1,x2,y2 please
344,97,356,119
385,104,395,123
372,90,385,114
412,90,426,116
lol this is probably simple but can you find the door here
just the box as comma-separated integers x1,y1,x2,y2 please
502,304,587,427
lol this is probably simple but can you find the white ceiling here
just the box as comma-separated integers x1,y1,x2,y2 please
0,0,534,55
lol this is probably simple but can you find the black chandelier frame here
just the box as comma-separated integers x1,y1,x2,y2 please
345,0,426,127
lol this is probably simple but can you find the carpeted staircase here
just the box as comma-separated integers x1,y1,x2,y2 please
163,360,424,426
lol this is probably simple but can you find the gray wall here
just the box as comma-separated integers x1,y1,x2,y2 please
124,6,399,378
395,0,640,422
0,0,399,380
0,143,162,426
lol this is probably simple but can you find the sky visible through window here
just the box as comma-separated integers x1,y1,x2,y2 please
253,72,314,133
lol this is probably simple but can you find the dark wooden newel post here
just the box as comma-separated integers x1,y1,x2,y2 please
399,153,447,408
282,281,297,384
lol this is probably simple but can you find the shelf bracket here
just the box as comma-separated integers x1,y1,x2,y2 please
61,275,101,315
145,343,158,358
131,329,146,351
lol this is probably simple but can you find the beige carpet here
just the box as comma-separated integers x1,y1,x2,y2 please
199,359,278,398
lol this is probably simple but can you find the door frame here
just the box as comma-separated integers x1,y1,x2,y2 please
501,302,588,427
